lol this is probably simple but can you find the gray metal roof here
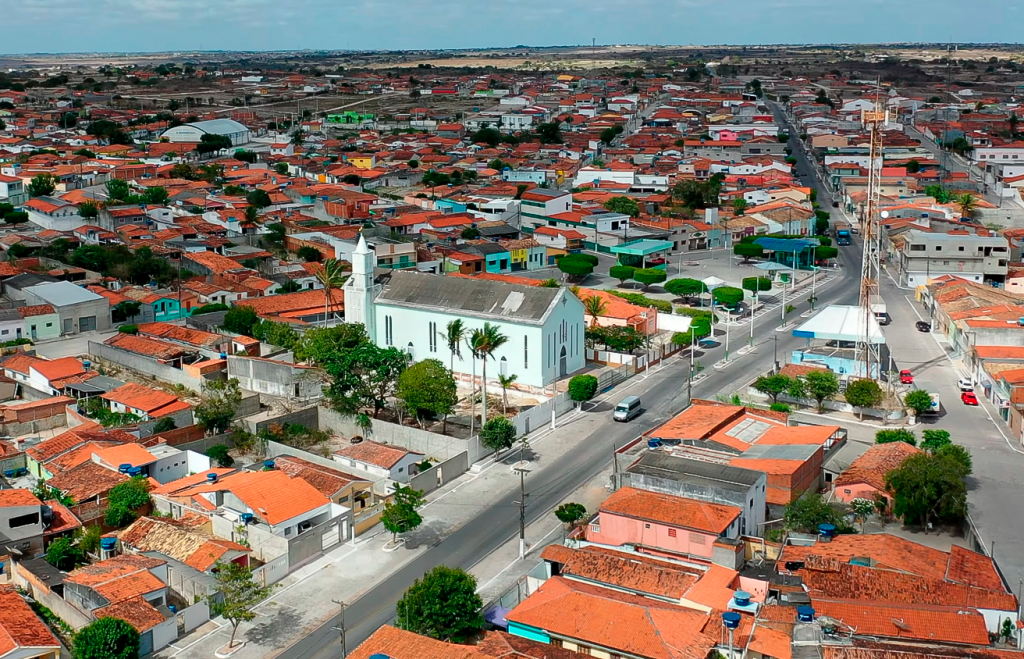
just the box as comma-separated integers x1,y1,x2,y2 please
5,272,59,291
185,118,250,135
376,270,562,323
24,281,105,307
626,451,764,489
0,308,21,322
738,443,819,461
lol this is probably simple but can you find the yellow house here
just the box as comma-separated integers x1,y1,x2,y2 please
346,154,377,170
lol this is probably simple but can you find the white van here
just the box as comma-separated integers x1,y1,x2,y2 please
613,396,642,422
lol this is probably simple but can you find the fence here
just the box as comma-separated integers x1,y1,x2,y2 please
241,405,319,435
176,600,210,636
88,341,205,391
287,515,344,571
253,554,289,586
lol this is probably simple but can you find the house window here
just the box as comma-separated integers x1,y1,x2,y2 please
668,528,677,538
428,322,437,352
524,335,528,369
500,356,508,377
9,512,39,528
385,316,393,345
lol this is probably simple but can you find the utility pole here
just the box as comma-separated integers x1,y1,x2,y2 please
513,443,530,560
773,334,779,373
331,600,347,657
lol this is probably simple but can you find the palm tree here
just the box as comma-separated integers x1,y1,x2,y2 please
956,193,977,220
584,295,607,328
497,373,518,414
314,258,347,328
470,322,509,426
440,320,467,434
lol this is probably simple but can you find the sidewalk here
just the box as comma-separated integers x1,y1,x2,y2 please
158,388,631,659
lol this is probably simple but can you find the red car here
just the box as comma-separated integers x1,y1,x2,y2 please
899,369,913,384
961,391,979,406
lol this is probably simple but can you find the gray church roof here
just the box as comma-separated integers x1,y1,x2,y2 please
375,270,562,324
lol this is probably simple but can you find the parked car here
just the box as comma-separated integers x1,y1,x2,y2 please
899,369,914,384
916,321,932,332
957,378,974,392
961,391,979,406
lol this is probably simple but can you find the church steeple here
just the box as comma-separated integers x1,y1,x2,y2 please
343,233,380,341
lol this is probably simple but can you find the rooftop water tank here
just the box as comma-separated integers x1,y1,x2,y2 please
797,606,815,623
100,537,117,551
207,472,218,483
263,460,275,470
647,438,662,448
118,464,133,474
733,591,751,607
818,523,836,539
722,612,741,629
240,513,254,524
127,467,142,477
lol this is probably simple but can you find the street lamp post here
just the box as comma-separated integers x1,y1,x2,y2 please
750,291,757,347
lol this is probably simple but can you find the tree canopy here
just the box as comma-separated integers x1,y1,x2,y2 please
633,268,666,290
885,451,968,527
397,358,457,424
603,196,640,217
664,278,706,298
397,565,484,642
73,618,140,659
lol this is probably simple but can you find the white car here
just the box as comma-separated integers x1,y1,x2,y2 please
957,378,974,392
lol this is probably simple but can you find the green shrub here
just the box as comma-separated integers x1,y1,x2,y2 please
206,444,235,467
609,291,672,313
770,403,791,413
876,429,917,446
191,303,230,316
118,325,138,335
568,374,599,402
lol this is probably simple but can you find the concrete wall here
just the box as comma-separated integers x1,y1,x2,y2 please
137,408,195,438
253,553,289,586
319,406,488,463
88,341,205,390
287,515,343,570
241,406,319,435
408,451,469,495
176,600,210,635
9,561,92,630
227,355,322,400
511,391,574,439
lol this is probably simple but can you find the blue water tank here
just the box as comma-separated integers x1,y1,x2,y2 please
207,472,219,483
722,612,741,629
264,460,275,470
128,467,142,477
797,606,815,623
647,438,662,448
169,604,177,613
118,463,133,473
733,590,751,607
370,654,393,659
818,523,836,538
100,537,116,551
240,513,254,524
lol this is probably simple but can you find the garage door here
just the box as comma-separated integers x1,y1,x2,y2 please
79,316,96,332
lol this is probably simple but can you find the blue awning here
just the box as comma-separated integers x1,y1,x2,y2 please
753,237,819,252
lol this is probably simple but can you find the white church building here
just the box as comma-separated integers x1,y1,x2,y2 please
343,236,586,389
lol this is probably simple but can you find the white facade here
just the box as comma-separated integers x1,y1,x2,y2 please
374,286,586,388
973,146,1024,164
342,235,380,340
25,202,85,231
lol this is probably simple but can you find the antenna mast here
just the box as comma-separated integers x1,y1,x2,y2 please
859,87,889,379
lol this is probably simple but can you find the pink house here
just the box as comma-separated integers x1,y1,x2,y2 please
586,487,741,560
715,129,740,142
833,441,921,505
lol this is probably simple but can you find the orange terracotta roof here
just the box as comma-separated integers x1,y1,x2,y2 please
94,595,166,632
833,442,922,492
348,625,477,659
507,577,715,659
334,439,421,469
30,358,88,382
101,382,190,417
0,585,59,656
540,545,701,600
811,598,990,645
65,554,166,602
171,470,330,525
0,488,39,508
599,486,740,535
779,534,959,583
681,563,740,610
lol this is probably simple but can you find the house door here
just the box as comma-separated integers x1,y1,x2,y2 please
559,346,567,377
30,325,36,340
63,318,73,334
80,316,96,332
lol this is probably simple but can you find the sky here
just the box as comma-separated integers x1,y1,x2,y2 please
3,0,1021,55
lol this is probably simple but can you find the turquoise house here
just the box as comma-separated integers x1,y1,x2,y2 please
465,243,511,274
131,292,190,323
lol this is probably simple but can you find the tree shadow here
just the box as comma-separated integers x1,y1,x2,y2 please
244,607,302,649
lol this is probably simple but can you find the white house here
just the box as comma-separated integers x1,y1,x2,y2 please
24,197,85,231
346,236,585,389
0,173,27,205
333,440,423,483
160,118,251,146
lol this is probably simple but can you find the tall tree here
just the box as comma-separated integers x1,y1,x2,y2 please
314,258,347,328
213,561,277,650
956,193,977,219
885,452,968,529
381,486,425,544
470,322,508,426
497,373,518,414
397,565,484,641
27,173,56,197
397,359,458,427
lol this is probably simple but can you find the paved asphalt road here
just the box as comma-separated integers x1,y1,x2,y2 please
283,283,863,659
280,102,867,659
